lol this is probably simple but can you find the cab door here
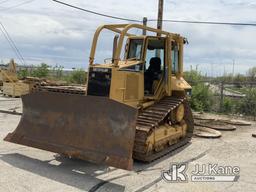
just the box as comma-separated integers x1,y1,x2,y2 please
144,37,166,97
110,37,145,107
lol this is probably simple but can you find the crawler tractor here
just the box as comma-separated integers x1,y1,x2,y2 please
5,24,194,170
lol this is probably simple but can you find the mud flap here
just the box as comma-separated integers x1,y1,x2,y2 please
4,92,138,170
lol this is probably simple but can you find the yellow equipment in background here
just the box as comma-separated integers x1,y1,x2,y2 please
0,59,18,92
0,59,18,84
0,59,31,97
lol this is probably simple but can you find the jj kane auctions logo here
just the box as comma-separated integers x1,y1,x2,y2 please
162,163,240,182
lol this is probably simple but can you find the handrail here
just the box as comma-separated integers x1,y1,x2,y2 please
89,24,179,66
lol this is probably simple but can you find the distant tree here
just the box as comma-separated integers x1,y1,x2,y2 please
233,73,247,88
214,73,233,83
234,74,246,82
184,70,203,85
190,83,214,112
247,67,256,82
31,63,49,78
69,69,87,84
18,69,29,79
52,64,64,79
223,98,236,114
238,88,256,120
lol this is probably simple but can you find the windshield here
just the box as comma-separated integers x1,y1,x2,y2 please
127,39,143,60
145,39,165,71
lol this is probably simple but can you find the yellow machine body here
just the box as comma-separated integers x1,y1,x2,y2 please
5,24,194,170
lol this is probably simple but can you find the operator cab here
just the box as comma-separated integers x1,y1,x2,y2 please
126,37,166,96
144,38,165,95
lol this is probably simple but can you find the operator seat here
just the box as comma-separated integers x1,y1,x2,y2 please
145,57,162,94
147,57,161,75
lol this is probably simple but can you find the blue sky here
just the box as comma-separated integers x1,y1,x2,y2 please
0,0,256,76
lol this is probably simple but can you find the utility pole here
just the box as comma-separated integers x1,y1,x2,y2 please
142,17,148,35
156,0,164,57
220,82,224,112
210,62,213,77
157,0,164,36
196,64,200,72
232,59,235,78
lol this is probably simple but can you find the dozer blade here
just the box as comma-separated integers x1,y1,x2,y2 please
4,92,138,170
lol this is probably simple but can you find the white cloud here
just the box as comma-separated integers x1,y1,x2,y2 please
0,0,255,75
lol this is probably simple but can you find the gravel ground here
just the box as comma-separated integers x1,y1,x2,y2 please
0,95,255,192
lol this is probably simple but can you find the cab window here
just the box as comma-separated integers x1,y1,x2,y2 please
145,39,165,71
171,42,179,74
127,39,143,60
144,38,165,95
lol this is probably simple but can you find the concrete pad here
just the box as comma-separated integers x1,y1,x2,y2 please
0,96,256,192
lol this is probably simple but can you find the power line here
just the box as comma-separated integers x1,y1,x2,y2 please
0,0,35,11
147,19,256,27
52,0,141,22
52,0,256,27
0,26,24,65
0,23,24,63
0,22,26,65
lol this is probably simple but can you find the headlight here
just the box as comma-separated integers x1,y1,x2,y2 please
185,89,192,96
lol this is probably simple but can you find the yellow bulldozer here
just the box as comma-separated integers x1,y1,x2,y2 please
4,24,194,170
0,59,18,84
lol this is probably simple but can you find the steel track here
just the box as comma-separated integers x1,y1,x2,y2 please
133,97,194,162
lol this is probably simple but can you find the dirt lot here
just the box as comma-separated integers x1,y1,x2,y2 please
0,95,255,192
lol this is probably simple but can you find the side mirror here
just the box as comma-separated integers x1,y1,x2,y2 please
183,38,189,45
